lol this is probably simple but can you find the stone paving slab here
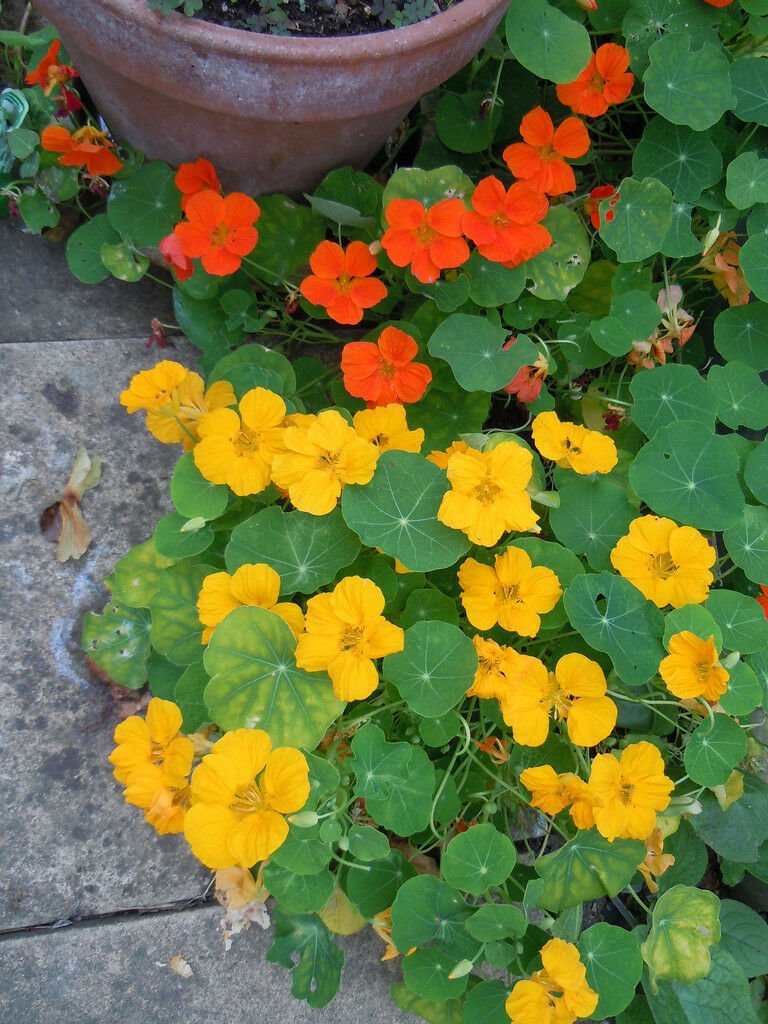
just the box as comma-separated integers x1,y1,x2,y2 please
0,337,211,929
0,904,418,1024
1,219,175,343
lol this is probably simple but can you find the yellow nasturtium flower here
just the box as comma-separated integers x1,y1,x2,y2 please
183,729,310,869
294,576,404,701
659,631,729,702
123,763,192,836
437,443,539,547
587,741,674,841
458,547,562,636
520,765,595,830
109,696,194,785
197,563,304,644
193,386,287,496
271,408,379,516
610,515,716,608
120,360,189,414
468,635,520,700
506,937,598,1024
531,410,618,475
426,439,472,469
352,404,424,453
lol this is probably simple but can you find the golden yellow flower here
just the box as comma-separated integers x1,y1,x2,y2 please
197,563,304,644
458,547,562,636
123,764,191,835
145,373,235,449
501,652,616,747
109,697,194,785
532,410,618,475
468,635,519,700
193,386,286,496
183,729,310,869
519,765,595,830
659,631,729,703
271,409,379,516
588,741,674,842
294,575,404,701
426,439,472,469
637,827,675,894
120,360,188,413
506,938,598,1024
437,443,539,547
610,515,716,608
352,404,424,453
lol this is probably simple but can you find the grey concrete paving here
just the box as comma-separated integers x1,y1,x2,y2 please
0,904,415,1024
0,337,211,929
1,219,175,343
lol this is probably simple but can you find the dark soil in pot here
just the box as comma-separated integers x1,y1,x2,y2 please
193,0,463,36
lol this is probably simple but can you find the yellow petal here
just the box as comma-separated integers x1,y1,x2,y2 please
261,747,311,813
146,697,184,746
184,802,242,869
566,695,617,746
227,808,289,865
211,729,273,787
329,650,379,701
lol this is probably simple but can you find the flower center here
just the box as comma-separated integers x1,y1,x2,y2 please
491,211,510,229
340,625,366,652
649,552,676,580
211,223,231,247
337,272,353,293
319,449,341,471
564,438,582,455
416,223,437,245
235,425,261,454
696,660,714,682
73,125,107,146
550,676,572,719
230,781,267,814
537,143,557,163
501,583,520,603
473,476,503,505
590,71,606,92
619,782,635,805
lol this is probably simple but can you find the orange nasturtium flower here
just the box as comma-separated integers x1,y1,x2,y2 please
159,231,194,282
532,411,618,475
197,564,304,644
25,38,77,95
519,765,595,829
659,631,729,703
183,729,310,868
698,231,750,307
702,0,734,6
556,44,634,118
503,107,590,196
584,184,617,230
610,515,716,608
300,240,387,325
638,827,676,894
295,576,404,701
193,386,286,496
352,404,424,453
341,326,432,406
41,124,123,176
173,190,260,276
502,652,618,747
588,741,674,842
437,442,539,547
757,584,768,620
506,938,598,1024
381,197,469,284
271,409,379,515
461,175,552,266
458,547,562,637
174,156,222,212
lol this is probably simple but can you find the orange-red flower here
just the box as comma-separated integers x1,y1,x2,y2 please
757,585,768,620
556,44,634,118
503,107,590,196
41,124,123,176
25,38,77,95
702,0,733,6
503,345,549,403
159,232,194,282
173,190,260,276
175,157,222,212
300,240,387,325
381,198,469,284
341,326,432,405
461,176,551,266
584,184,617,230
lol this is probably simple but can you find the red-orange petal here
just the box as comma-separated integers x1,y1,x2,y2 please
185,190,226,232
385,198,427,230
328,294,364,325
309,240,347,279
299,274,341,308
427,198,466,236
429,234,469,270
202,246,242,276
223,191,261,229
174,221,214,259
225,224,259,257
543,159,578,196
40,124,72,154
410,248,442,284
519,106,555,148
504,182,549,225
469,176,508,218
348,275,387,310
503,142,544,183
175,157,221,195
345,240,378,278
554,117,590,159
595,42,630,79
393,362,432,403
381,228,418,268
377,326,418,366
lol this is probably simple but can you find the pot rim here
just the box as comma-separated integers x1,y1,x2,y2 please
94,0,511,60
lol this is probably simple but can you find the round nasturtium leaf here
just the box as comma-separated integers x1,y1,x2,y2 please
723,505,768,584
225,506,360,595
466,252,525,307
505,0,592,83
643,33,734,131
741,232,768,302
465,904,527,943
660,202,701,259
408,386,490,454
726,151,768,210
629,422,744,531
630,362,715,438
435,91,502,154
65,213,120,284
346,825,391,863
632,117,722,203
563,573,666,685
100,241,149,282
622,0,721,75
419,711,462,747
462,981,510,1024
641,885,721,987
402,947,468,1003
107,538,175,607
577,924,643,1021
663,604,722,653
713,302,768,371
731,56,768,127
719,661,763,717
400,588,460,630
718,898,768,978
149,561,214,665
390,875,476,958
708,361,768,430
262,863,335,915
441,824,516,896
203,606,344,746
82,599,151,689
269,822,332,875
252,193,325,283
704,589,768,654
383,620,477,718
428,314,537,391
107,160,180,247
341,451,470,572
549,474,636,571
535,830,646,912
525,207,589,304
171,452,229,522
382,165,474,211
153,511,214,560
173,662,209,733
590,290,661,357
684,715,748,787
745,439,768,504
208,343,297,396
599,177,673,263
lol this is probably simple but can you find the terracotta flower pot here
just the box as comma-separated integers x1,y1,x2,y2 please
34,0,511,195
